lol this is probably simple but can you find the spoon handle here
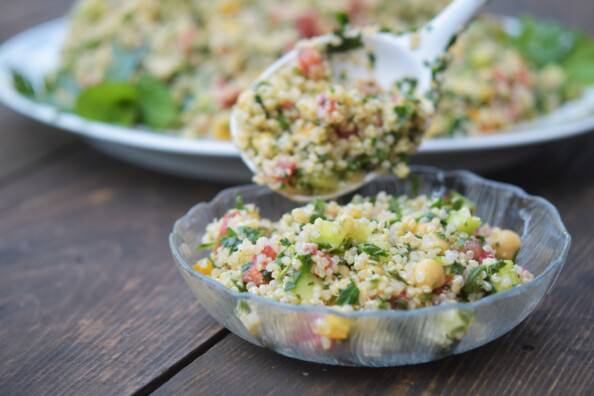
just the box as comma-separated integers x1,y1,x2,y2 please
416,0,491,63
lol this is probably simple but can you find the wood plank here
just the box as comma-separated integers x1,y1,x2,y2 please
153,133,594,396
0,0,75,180
0,0,73,41
0,148,229,395
0,107,75,181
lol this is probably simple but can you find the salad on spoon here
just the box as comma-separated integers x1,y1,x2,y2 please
232,0,489,202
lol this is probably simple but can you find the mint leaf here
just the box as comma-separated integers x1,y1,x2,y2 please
74,82,139,125
137,75,178,129
563,33,594,86
510,16,577,67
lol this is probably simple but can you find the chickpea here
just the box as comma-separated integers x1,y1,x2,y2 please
488,228,522,260
413,258,445,289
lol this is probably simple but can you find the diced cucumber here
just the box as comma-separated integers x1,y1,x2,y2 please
425,309,474,347
310,219,346,248
346,219,372,243
294,271,322,304
492,261,521,292
308,173,339,191
451,192,477,211
447,207,481,234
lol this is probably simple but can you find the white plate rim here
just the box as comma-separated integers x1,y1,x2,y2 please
1,17,593,159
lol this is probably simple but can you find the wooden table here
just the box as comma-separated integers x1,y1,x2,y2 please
1,1,593,395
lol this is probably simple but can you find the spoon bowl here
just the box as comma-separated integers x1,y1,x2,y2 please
231,0,490,202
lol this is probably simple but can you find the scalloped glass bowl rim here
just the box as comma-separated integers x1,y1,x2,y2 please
170,167,571,319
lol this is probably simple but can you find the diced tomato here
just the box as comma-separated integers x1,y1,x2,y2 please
336,126,358,139
219,88,240,109
374,114,383,127
389,291,408,309
273,158,297,184
178,27,197,53
297,47,325,80
515,67,530,86
295,10,322,38
242,262,266,286
493,68,508,84
281,100,295,110
262,245,277,260
347,0,367,23
463,240,494,262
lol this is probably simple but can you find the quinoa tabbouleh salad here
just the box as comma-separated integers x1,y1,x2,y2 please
234,21,432,197
193,192,532,312
13,1,594,139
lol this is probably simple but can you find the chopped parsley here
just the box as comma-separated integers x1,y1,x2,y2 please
220,228,242,253
357,243,388,259
336,279,360,305
327,12,364,54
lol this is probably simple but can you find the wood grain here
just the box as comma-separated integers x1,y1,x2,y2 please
155,133,594,396
0,149,229,395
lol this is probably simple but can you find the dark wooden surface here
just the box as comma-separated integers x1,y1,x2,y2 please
1,1,593,395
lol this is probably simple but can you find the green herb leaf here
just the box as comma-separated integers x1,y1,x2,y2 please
388,270,407,283
254,94,269,117
336,280,360,305
510,16,577,67
280,238,291,247
396,78,418,98
276,113,290,130
137,75,178,129
563,33,594,86
197,242,214,251
449,262,465,275
328,13,363,54
235,195,245,210
357,243,388,260
74,82,139,125
462,267,484,294
388,197,402,221
11,70,35,98
309,199,327,223
335,11,349,28
283,255,313,291
220,228,241,253
238,226,262,244
367,51,376,68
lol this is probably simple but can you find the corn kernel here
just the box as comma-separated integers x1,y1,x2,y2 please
313,314,350,340
193,259,213,275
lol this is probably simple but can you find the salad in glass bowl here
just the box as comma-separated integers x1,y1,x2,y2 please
170,168,570,366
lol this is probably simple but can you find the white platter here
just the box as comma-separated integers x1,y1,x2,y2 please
1,18,594,181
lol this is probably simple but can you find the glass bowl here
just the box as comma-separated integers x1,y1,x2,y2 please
169,167,570,366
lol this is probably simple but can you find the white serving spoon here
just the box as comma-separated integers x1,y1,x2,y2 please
232,0,489,202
